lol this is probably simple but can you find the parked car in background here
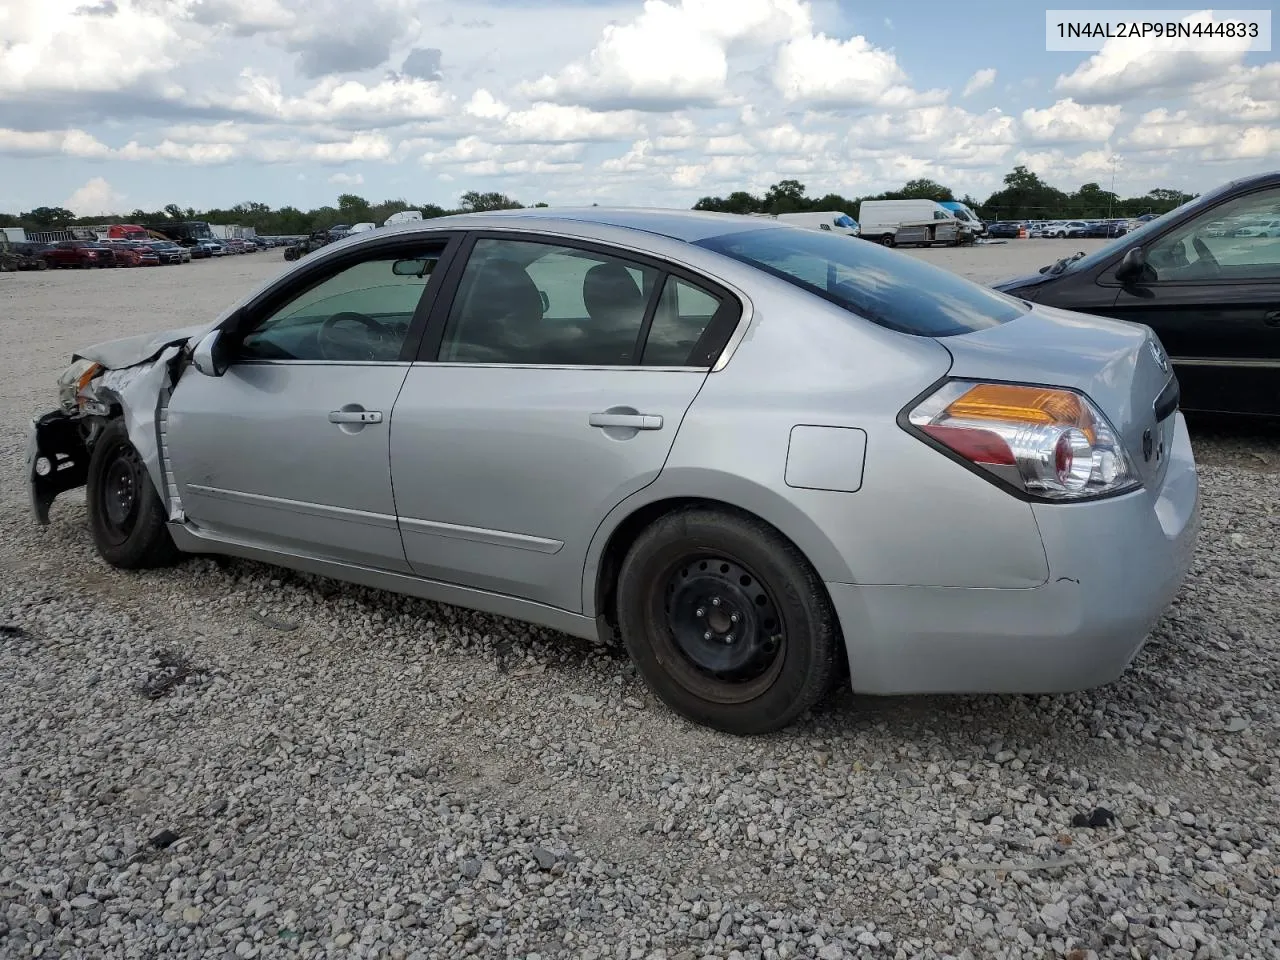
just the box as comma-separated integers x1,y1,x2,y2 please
224,238,248,254
28,208,1198,735
1234,218,1280,238
42,241,115,268
985,221,1025,239
994,170,1280,417
123,242,161,267
1,240,51,270
146,241,185,265
195,240,225,257
109,244,144,267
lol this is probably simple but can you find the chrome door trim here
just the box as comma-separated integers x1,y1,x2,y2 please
1173,357,1280,368
186,484,401,530
397,516,564,554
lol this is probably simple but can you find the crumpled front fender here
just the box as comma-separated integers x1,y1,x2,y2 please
84,344,184,506
29,344,185,525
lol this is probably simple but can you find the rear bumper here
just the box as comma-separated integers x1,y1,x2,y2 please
831,412,1200,695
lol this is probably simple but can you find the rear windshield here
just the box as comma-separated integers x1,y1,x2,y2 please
696,226,1026,337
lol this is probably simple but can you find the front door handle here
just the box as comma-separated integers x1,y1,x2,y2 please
589,412,663,430
1264,310,1280,327
328,409,383,424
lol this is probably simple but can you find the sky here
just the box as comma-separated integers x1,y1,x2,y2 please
0,0,1277,216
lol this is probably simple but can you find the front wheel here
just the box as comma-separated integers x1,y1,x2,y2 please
616,508,840,735
86,420,181,569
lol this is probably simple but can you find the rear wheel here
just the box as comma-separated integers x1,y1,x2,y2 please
616,508,839,735
879,235,895,247
86,420,181,569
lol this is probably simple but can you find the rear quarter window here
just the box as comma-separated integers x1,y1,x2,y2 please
697,227,1026,337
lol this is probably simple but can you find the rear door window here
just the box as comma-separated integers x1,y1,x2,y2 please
698,227,1025,337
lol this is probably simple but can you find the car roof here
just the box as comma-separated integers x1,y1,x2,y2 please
378,207,787,244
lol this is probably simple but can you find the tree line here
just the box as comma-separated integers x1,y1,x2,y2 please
693,167,1199,222
1,167,1199,234
0,191,531,236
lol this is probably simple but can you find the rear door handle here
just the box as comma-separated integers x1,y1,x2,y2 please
1264,310,1280,327
328,409,383,424
589,412,663,430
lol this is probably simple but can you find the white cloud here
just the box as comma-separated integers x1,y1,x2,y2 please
329,172,365,186
1020,99,1122,144
465,89,510,120
0,0,196,97
962,68,996,97
1123,108,1280,160
498,103,644,143
773,33,945,107
1054,10,1251,103
64,177,126,216
214,71,453,126
1013,148,1121,187
0,127,112,158
520,0,810,109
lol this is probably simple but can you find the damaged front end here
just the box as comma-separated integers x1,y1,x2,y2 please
28,337,195,526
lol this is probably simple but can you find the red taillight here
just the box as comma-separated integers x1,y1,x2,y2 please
906,380,1139,501
922,424,1014,465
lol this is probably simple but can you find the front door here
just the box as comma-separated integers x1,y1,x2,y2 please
1104,185,1280,416
390,234,741,612
167,240,451,569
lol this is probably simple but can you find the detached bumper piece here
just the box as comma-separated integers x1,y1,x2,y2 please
27,410,90,525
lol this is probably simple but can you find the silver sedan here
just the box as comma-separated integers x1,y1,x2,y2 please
27,209,1199,734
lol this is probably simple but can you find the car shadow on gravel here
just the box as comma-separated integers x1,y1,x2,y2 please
1186,414,1280,471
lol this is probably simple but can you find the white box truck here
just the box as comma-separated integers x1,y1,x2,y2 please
857,199,971,247
773,211,860,236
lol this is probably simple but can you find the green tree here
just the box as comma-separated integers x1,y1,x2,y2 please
763,179,807,213
21,206,76,227
459,191,522,212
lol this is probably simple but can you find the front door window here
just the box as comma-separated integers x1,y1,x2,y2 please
1147,188,1280,281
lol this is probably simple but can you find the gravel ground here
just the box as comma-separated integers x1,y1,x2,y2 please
1,244,1277,960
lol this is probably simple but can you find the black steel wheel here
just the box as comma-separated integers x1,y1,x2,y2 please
616,507,840,734
659,554,785,702
86,420,181,569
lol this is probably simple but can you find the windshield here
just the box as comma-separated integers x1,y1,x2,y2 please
835,214,856,228
697,226,1026,337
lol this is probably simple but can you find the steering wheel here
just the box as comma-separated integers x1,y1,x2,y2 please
1191,237,1220,274
317,311,394,361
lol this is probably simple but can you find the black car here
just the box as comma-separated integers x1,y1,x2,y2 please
986,221,1024,239
994,170,1280,417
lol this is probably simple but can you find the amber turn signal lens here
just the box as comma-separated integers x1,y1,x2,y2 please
944,383,1096,443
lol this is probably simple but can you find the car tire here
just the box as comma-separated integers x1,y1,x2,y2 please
86,420,181,570
879,235,894,247
616,507,840,735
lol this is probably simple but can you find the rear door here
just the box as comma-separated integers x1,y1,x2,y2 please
1102,185,1280,416
389,232,743,611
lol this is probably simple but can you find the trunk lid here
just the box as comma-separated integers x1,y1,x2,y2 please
940,303,1178,491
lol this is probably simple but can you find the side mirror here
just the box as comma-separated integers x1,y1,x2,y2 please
191,329,230,377
538,290,550,312
1115,246,1147,283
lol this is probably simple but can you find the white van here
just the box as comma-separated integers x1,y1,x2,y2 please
383,210,424,227
857,199,967,247
774,211,860,237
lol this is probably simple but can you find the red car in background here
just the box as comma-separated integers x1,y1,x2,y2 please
118,241,161,266
41,241,116,268
107,242,143,267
